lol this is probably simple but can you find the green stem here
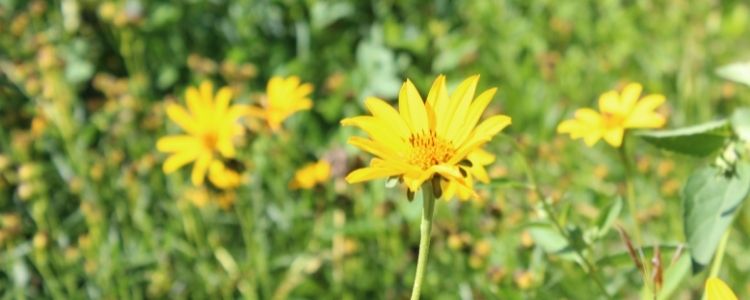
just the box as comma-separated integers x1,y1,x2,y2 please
618,139,643,247
508,136,612,299
618,137,653,294
410,182,437,300
708,230,730,278
701,230,731,300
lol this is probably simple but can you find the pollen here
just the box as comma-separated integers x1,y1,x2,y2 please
408,130,456,170
202,132,218,150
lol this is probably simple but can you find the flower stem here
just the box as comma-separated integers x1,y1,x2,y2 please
507,136,612,298
701,229,731,300
618,139,643,247
708,229,731,278
410,182,437,300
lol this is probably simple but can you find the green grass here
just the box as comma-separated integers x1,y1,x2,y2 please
1,0,750,299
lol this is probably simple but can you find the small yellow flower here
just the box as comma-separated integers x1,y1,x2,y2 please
342,75,511,199
157,81,246,187
208,161,242,189
557,83,666,147
705,277,737,300
289,160,332,189
247,76,313,131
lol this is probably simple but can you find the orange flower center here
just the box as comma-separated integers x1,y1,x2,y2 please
202,132,218,150
601,112,626,129
408,130,456,170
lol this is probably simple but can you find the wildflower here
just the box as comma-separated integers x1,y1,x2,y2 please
342,75,511,199
289,160,332,189
208,161,242,190
705,277,737,300
557,83,666,147
247,76,313,131
157,81,246,187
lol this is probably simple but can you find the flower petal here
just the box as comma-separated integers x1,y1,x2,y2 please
157,135,198,153
191,153,212,186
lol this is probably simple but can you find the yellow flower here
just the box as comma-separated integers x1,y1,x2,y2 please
557,83,666,147
341,75,511,199
157,81,246,187
289,160,332,189
208,161,242,189
443,149,495,200
247,76,313,131
705,277,738,300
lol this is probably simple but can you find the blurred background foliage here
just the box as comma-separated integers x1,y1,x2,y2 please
1,0,750,299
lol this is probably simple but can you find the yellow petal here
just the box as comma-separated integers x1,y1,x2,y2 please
598,90,622,115
364,97,410,139
404,79,428,133
444,75,479,142
214,87,234,116
191,153,212,186
454,88,497,146
185,87,207,123
603,127,625,147
706,278,738,300
199,81,214,106
157,135,198,153
459,115,512,151
166,103,198,134
163,150,200,173
425,75,447,129
621,83,643,111
341,116,409,151
347,137,401,161
345,167,402,183
625,94,666,129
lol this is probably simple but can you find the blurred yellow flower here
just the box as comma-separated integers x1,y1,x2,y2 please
157,81,246,187
247,76,313,131
342,75,511,199
290,160,331,189
705,277,737,300
557,83,666,147
208,161,242,189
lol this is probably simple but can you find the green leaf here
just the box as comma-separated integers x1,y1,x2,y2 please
594,197,623,239
637,120,731,157
525,222,578,261
730,108,750,141
657,254,690,300
717,61,750,87
683,162,750,272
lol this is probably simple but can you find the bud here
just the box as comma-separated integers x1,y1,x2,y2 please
33,232,48,250
18,183,35,200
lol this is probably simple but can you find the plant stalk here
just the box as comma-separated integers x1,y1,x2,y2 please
410,182,437,300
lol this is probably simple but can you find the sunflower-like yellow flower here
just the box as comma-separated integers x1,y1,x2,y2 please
208,161,242,189
342,75,511,199
705,277,738,300
247,76,313,131
157,81,246,187
289,160,332,189
557,83,666,147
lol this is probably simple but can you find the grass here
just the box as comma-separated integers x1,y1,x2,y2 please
1,0,750,299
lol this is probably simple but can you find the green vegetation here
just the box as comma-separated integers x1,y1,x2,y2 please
1,0,750,299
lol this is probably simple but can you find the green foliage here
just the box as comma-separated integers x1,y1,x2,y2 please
683,162,750,271
1,0,750,298
637,120,731,157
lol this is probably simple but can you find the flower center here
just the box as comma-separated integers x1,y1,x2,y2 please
202,132,218,150
601,112,625,129
408,130,456,170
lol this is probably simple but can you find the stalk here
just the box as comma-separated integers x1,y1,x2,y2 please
410,182,437,300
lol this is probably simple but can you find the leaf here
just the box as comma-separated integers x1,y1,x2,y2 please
637,120,731,157
730,108,750,141
683,162,750,272
594,197,623,239
525,222,578,261
657,254,690,300
717,61,750,87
